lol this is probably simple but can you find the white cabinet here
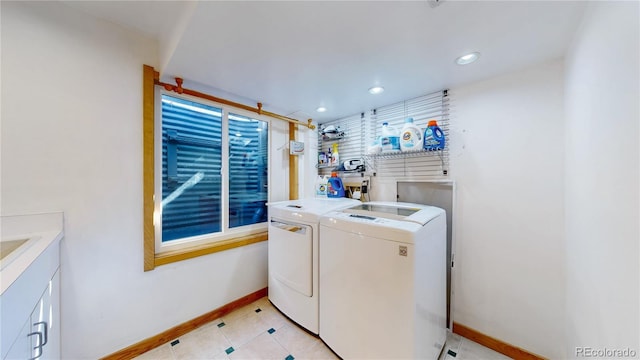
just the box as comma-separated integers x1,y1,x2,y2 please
44,270,61,359
4,319,31,360
4,270,60,360
1,217,62,360
5,271,60,360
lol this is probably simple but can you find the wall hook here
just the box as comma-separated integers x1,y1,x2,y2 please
175,78,184,94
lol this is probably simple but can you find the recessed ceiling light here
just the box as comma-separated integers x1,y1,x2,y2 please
368,86,385,95
316,107,327,113
456,52,480,65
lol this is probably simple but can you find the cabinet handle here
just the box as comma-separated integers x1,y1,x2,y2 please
27,331,43,360
34,321,48,346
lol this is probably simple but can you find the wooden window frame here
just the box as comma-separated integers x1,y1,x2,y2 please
143,65,268,271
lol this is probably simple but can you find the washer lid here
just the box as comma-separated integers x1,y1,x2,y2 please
268,198,360,223
342,201,443,226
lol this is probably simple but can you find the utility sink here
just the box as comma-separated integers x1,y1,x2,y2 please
1,212,64,295
0,239,29,260
0,236,39,271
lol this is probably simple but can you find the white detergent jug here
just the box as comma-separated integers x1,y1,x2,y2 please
400,117,422,152
315,175,327,197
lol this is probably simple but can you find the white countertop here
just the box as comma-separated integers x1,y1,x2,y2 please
0,212,64,295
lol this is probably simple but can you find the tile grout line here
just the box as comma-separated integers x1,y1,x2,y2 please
268,329,293,359
255,304,295,359
222,312,258,351
215,320,235,358
270,325,294,358
216,319,235,357
451,336,463,354
259,308,293,359
224,307,282,358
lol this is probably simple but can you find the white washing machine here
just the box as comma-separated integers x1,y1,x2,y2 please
319,201,447,359
268,197,360,334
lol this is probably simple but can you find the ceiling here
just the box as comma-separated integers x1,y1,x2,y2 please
64,1,587,123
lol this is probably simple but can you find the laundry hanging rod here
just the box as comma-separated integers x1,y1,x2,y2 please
153,70,315,130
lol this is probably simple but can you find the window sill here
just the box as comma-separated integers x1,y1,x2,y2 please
153,230,268,268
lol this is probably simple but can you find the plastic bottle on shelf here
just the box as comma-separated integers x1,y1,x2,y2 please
399,117,423,152
327,172,345,198
315,175,328,197
331,143,339,166
380,122,400,153
318,151,327,166
327,147,332,165
367,136,382,155
423,120,446,151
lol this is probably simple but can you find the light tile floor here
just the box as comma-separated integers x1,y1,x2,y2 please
134,296,511,360
439,333,511,360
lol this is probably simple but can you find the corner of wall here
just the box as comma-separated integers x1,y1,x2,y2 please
563,1,640,357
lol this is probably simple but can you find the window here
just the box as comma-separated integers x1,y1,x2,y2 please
143,65,307,270
227,113,269,228
161,96,223,241
155,94,269,254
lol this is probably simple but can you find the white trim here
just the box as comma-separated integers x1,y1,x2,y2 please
154,90,272,254
154,86,164,252
156,224,267,252
221,108,229,233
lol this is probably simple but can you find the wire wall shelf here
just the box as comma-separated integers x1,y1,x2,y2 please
318,89,450,179
321,134,346,142
365,149,448,177
364,148,444,160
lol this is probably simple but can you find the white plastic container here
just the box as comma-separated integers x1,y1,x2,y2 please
367,136,382,155
315,175,328,197
399,117,422,152
380,122,400,153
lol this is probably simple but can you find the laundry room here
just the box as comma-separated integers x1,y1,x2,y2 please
0,1,638,360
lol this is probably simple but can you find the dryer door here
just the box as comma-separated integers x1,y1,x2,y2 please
268,219,313,297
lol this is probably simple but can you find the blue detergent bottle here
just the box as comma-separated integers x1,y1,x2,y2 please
327,172,345,198
423,120,446,151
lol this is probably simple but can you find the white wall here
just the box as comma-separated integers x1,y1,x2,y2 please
0,2,281,358
564,2,639,357
449,60,566,358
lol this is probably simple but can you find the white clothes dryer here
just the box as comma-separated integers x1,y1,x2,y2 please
268,197,360,334
319,201,447,359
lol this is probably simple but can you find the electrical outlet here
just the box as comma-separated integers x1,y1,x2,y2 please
361,179,369,194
